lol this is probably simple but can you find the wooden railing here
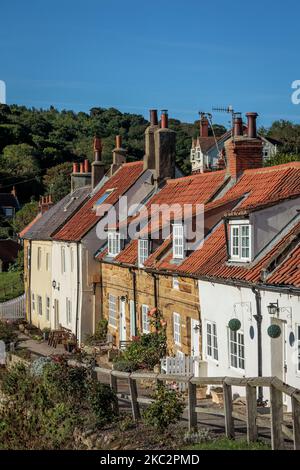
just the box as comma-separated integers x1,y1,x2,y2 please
92,367,300,450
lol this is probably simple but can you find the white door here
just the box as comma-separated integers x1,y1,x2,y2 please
129,300,136,339
119,298,127,343
191,318,200,377
271,318,287,384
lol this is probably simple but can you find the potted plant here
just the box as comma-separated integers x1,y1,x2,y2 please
65,339,77,353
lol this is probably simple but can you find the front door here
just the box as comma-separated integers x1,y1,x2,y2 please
54,299,59,329
119,298,127,344
271,318,287,383
129,300,136,339
191,318,200,377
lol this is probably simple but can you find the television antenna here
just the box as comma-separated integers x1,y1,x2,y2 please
198,110,220,156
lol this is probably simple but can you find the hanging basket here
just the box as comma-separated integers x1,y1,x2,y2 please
228,318,241,331
267,324,281,339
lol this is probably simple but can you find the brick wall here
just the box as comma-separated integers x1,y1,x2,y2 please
226,137,263,180
101,262,200,356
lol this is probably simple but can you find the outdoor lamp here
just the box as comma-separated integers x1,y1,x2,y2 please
267,300,279,315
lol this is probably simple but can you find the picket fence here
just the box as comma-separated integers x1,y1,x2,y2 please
0,294,25,321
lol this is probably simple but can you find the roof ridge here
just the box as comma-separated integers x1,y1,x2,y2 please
242,162,300,174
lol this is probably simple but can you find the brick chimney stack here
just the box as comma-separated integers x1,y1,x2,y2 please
111,135,126,175
154,110,176,186
200,116,209,137
38,195,54,214
71,158,92,192
226,112,263,181
92,137,105,189
144,109,159,171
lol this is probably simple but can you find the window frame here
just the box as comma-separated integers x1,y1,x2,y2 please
142,304,150,334
172,275,180,290
32,293,35,312
37,295,43,316
37,247,42,271
206,320,218,361
297,325,300,373
46,296,50,321
229,329,245,372
229,221,252,262
173,224,185,260
61,246,66,274
66,297,72,325
138,238,149,267
107,231,121,257
173,312,181,346
108,294,117,329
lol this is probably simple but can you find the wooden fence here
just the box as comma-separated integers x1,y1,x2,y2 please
92,367,300,450
0,294,25,321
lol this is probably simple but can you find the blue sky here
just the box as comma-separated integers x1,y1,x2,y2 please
1,0,300,127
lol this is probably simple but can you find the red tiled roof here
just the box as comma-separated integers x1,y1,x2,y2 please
19,213,42,238
208,162,300,215
114,239,139,264
54,162,144,241
177,220,300,286
104,170,229,265
267,244,300,287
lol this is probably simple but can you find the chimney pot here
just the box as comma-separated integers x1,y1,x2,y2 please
93,137,102,162
73,163,79,173
150,109,158,126
234,114,243,137
161,110,168,129
246,112,258,138
79,162,84,173
84,159,90,173
116,135,122,149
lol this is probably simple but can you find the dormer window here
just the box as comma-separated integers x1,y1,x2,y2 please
108,230,120,257
173,224,184,259
138,239,149,267
229,220,251,262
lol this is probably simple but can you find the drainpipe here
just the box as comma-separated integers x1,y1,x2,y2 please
75,243,80,343
92,282,96,335
252,287,264,405
152,273,158,309
130,268,137,336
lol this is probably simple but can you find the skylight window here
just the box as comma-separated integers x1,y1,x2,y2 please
95,189,114,206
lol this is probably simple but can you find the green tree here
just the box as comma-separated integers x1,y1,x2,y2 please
12,201,39,234
43,162,72,202
1,143,40,179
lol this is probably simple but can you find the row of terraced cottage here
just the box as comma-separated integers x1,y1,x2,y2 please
20,109,300,408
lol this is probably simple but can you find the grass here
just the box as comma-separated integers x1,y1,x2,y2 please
185,437,271,450
0,271,24,302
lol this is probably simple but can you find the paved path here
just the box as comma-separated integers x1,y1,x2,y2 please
18,333,68,357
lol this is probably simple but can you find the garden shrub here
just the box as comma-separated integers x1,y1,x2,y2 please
0,360,117,449
143,384,185,431
0,321,18,346
85,319,108,345
87,381,118,427
114,331,167,371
